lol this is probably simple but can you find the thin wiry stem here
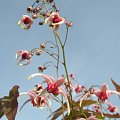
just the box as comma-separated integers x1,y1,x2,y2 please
45,48,58,57
30,48,63,63
51,29,73,116
43,0,50,15
61,95,65,120
32,1,37,7
63,26,69,47
19,99,31,111
54,33,60,78
50,94,62,104
44,40,57,48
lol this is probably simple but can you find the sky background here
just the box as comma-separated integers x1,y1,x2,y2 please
0,0,120,120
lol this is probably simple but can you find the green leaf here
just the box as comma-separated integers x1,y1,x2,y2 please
0,85,19,120
50,98,120,120
49,100,97,120
80,100,97,107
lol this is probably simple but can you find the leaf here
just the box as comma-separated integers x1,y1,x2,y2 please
111,79,120,93
80,99,97,107
0,85,19,120
50,99,120,120
49,100,97,120
64,109,120,120
48,103,67,120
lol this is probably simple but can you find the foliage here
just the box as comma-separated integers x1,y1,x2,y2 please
0,85,19,120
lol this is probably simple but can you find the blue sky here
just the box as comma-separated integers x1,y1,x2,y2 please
1,0,120,119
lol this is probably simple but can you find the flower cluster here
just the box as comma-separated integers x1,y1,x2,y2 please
16,0,120,120
17,0,71,31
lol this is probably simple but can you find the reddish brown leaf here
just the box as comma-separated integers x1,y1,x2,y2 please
6,106,18,120
111,79,120,93
0,85,19,120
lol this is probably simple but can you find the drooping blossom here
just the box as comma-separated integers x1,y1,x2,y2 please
34,84,43,94
74,85,82,93
92,83,120,101
33,95,51,109
45,12,66,30
19,89,51,109
106,101,117,113
92,104,101,113
16,50,32,66
18,15,33,30
28,73,70,115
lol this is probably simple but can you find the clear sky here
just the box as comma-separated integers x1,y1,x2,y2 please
1,0,120,120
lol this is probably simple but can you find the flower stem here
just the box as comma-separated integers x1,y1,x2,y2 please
52,29,74,117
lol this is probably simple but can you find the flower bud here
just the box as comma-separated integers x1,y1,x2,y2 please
36,0,40,3
38,66,46,72
40,43,46,49
36,7,42,11
32,14,38,19
36,51,42,56
46,0,53,3
27,6,33,13
38,21,44,25
66,21,73,27
40,12,47,17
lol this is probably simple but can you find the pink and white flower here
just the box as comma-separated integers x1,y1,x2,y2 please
18,15,33,30
20,90,51,109
92,104,101,113
28,73,70,115
74,85,82,93
16,50,32,66
34,84,43,93
45,12,66,30
92,83,120,101
106,101,118,113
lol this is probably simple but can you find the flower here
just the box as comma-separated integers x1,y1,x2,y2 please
92,104,101,113
66,21,73,27
16,50,32,66
74,85,82,93
34,84,43,93
92,83,120,101
19,90,51,109
33,95,50,109
27,90,38,106
45,12,66,30
28,73,70,115
108,104,117,113
106,101,117,113
18,15,33,30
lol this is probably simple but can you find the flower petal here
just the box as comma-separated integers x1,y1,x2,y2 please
59,87,70,115
54,78,65,88
28,73,54,84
